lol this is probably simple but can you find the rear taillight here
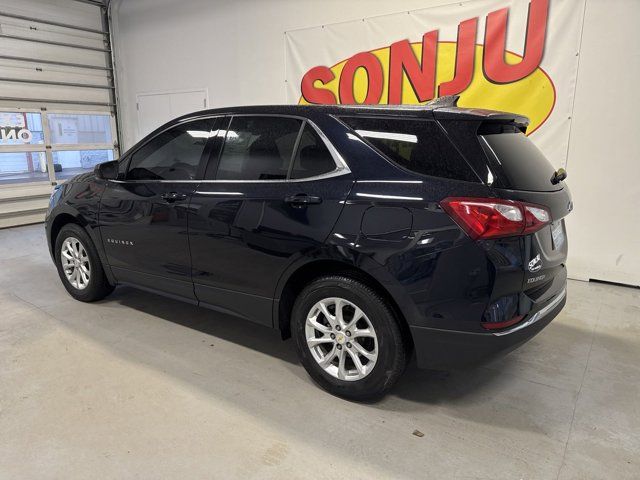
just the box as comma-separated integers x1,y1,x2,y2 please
440,197,551,240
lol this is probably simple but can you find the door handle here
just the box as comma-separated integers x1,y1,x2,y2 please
284,193,322,207
160,191,188,203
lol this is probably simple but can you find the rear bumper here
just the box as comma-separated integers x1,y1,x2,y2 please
410,287,567,369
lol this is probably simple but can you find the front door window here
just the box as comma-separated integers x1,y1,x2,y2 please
127,119,215,181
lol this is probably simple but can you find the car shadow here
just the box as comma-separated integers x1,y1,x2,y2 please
103,285,592,408
108,285,301,365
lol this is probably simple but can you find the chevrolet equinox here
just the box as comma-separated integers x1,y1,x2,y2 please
45,96,571,399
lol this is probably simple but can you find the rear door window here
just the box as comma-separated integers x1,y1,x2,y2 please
341,117,479,183
215,116,302,180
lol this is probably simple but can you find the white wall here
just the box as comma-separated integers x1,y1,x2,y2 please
563,0,640,286
111,0,438,147
111,0,640,286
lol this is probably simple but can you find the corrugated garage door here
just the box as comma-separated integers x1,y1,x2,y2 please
0,0,118,228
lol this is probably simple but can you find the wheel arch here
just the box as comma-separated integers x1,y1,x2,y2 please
49,212,86,251
275,258,414,354
48,208,115,285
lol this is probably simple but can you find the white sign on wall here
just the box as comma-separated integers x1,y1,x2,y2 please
285,0,586,169
50,118,79,144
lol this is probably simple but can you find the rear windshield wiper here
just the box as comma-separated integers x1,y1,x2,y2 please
551,168,567,185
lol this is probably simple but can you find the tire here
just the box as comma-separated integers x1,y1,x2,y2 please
54,223,114,302
292,275,407,400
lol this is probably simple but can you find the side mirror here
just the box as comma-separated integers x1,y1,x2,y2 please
95,160,119,180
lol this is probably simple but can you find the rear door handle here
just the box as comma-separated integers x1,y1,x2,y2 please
160,191,188,203
284,193,322,207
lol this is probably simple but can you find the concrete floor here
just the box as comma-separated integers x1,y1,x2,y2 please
1,224,638,480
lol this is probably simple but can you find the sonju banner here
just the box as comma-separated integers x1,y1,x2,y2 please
285,0,585,168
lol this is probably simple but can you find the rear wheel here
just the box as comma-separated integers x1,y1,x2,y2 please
292,275,407,400
54,223,114,302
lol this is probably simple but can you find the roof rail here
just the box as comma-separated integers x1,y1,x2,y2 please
426,95,460,108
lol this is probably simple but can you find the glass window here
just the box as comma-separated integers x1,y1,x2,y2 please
214,116,302,180
127,119,214,181
341,117,479,183
0,152,48,184
290,124,336,179
479,130,559,192
0,112,44,145
48,113,113,145
0,111,116,185
52,149,115,180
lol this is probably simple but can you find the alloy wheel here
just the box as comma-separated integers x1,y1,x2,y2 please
61,237,91,290
305,297,378,381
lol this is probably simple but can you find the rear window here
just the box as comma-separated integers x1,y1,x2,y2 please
341,117,479,183
480,131,559,192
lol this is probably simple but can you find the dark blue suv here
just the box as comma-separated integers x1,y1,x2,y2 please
45,96,571,399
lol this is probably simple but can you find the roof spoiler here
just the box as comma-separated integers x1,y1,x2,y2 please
427,96,529,130
426,95,460,108
432,102,530,131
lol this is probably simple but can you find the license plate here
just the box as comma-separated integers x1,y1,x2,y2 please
551,221,565,249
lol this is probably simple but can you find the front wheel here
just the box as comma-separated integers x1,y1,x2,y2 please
292,275,407,400
54,223,114,302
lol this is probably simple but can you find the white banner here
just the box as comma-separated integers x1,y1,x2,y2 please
285,0,585,168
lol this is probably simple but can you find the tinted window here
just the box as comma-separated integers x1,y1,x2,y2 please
480,132,560,192
290,124,336,179
127,119,213,180
215,116,302,180
341,117,478,182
